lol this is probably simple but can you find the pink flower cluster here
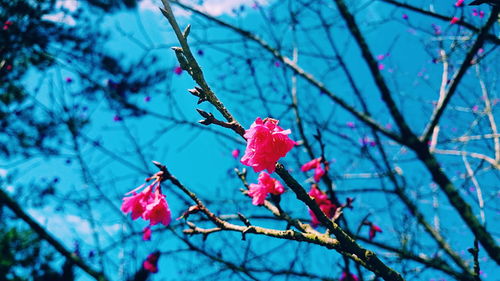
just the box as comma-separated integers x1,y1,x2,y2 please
143,251,160,273
248,172,285,205
308,185,337,227
121,171,172,226
241,117,296,173
301,158,327,182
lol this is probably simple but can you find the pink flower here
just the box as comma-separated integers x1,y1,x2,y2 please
121,171,172,226
402,14,408,20
143,190,171,226
301,158,326,182
378,63,385,70
369,224,383,240
232,149,240,159
455,0,464,7
450,17,460,24
308,185,336,227
142,226,152,241
113,115,122,122
144,96,151,102
301,158,321,172
65,77,73,83
340,271,359,281
313,165,325,182
143,251,160,273
346,121,355,128
248,172,285,205
241,117,296,173
174,66,183,75
121,188,150,220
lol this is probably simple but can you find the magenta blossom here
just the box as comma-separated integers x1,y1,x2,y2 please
143,251,160,273
340,271,359,281
143,189,171,226
248,172,285,205
450,17,460,24
455,0,464,7
301,158,328,183
314,165,325,182
142,226,152,241
174,66,183,75
241,117,296,173
308,185,336,227
369,223,383,240
121,171,172,226
301,158,321,172
232,149,240,159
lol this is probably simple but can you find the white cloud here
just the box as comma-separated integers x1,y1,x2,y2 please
42,12,76,26
139,0,159,11
139,0,270,17
56,0,79,12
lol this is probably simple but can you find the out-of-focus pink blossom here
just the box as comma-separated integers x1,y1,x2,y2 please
313,165,325,182
346,121,355,128
301,158,321,172
369,224,383,240
3,20,12,30
455,0,465,7
402,14,408,20
174,66,183,75
232,149,240,159
340,271,359,281
143,251,160,273
450,17,460,24
65,77,73,83
432,24,442,35
308,185,336,227
301,158,327,182
144,96,151,102
113,115,122,122
241,117,296,173
143,226,152,241
248,172,285,205
378,63,385,70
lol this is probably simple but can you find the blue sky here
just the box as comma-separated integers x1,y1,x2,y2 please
2,0,499,280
